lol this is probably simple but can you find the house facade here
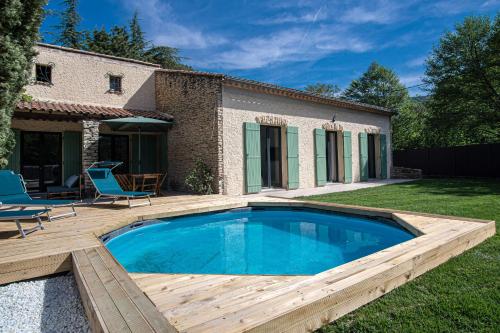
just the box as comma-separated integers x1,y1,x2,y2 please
8,43,393,196
10,43,170,192
156,71,392,195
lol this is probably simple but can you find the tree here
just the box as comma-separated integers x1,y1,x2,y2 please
0,0,46,167
304,83,341,98
144,46,191,70
81,16,191,69
83,28,110,54
342,62,409,110
55,0,82,48
391,100,428,150
108,26,132,58
424,15,500,146
84,25,132,58
129,11,146,59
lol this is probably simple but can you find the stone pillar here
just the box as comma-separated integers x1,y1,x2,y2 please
82,120,100,195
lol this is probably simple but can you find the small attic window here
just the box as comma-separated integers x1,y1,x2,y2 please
35,64,52,84
109,75,122,93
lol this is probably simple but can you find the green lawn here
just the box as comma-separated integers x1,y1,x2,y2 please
302,178,500,333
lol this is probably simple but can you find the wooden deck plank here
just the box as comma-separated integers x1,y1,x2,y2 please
73,249,132,333
73,247,178,333
85,248,155,333
94,247,177,333
0,196,495,333
0,195,250,284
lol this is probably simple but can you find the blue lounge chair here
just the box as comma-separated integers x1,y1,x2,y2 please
0,209,49,238
0,170,77,221
86,162,153,208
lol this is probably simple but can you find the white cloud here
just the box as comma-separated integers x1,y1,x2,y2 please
481,0,500,8
339,1,411,24
201,26,372,70
406,56,427,68
119,0,226,49
256,7,327,25
399,73,423,87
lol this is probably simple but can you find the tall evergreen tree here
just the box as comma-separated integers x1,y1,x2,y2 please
108,26,131,57
342,62,409,110
55,0,82,48
144,46,191,70
0,0,46,167
129,11,146,59
83,28,110,54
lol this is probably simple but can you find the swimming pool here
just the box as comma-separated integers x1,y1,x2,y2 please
105,207,415,275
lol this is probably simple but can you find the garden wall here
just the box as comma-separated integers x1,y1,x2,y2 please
394,143,500,178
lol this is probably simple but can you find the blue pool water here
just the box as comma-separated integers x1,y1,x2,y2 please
105,207,414,275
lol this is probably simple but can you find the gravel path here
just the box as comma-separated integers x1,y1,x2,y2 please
0,274,90,333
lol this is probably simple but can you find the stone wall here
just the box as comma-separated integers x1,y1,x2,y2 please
82,120,99,192
391,166,422,179
155,71,223,193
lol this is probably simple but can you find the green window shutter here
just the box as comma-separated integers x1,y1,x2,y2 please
359,132,368,181
314,128,326,186
5,129,21,173
380,134,387,179
343,131,352,183
159,132,168,173
63,131,82,179
244,122,261,193
131,134,139,173
286,126,299,190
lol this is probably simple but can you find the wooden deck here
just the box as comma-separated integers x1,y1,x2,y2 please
0,194,250,285
0,196,495,333
73,246,176,333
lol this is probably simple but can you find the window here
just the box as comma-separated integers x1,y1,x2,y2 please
109,75,122,93
98,135,129,173
35,64,52,84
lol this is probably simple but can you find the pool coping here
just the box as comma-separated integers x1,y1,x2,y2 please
104,200,495,333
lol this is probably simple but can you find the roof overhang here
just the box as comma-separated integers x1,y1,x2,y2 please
222,77,394,116
15,101,174,122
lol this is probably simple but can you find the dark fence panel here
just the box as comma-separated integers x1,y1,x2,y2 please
394,143,500,178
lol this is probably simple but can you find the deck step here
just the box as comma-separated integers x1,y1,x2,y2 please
72,246,177,333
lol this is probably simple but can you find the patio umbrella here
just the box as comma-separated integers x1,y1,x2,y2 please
102,116,171,173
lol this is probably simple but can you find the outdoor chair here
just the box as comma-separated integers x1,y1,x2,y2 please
115,174,133,191
0,170,78,221
47,174,82,199
157,172,168,195
0,209,49,238
85,162,154,208
141,174,159,193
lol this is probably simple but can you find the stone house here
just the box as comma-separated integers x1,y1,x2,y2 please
8,43,393,196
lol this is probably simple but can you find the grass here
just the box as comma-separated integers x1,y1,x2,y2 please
301,178,500,333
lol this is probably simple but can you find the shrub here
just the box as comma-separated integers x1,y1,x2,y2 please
184,159,214,195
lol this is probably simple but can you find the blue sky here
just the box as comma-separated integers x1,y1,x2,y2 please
41,0,500,95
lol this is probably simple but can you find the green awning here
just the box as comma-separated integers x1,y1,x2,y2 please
102,116,171,173
102,116,172,132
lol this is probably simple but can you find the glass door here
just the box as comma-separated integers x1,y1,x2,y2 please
98,134,130,173
368,134,376,178
326,131,339,182
260,126,282,188
21,131,62,192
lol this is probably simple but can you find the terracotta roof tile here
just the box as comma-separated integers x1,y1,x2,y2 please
16,100,174,121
